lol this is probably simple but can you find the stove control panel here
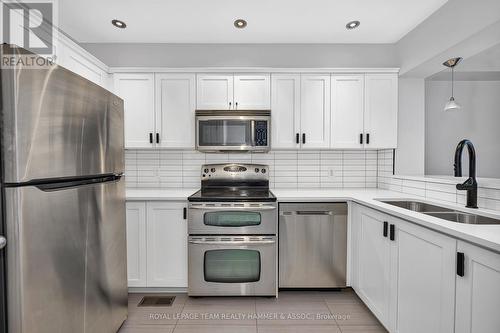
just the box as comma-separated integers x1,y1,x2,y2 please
201,163,269,183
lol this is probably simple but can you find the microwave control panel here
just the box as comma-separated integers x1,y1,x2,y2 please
255,121,268,146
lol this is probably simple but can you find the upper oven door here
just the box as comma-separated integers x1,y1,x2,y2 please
195,114,270,152
188,202,277,235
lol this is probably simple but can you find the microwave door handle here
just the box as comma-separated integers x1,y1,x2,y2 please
188,240,276,245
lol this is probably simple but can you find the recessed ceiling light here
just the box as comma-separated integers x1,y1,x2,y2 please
234,19,247,29
346,20,360,30
112,19,127,29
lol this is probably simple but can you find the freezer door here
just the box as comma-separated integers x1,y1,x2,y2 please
1,46,124,183
3,178,127,333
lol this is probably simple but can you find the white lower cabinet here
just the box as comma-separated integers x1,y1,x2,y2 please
125,201,188,288
352,203,457,333
125,202,147,287
392,218,456,333
353,206,393,328
455,241,500,333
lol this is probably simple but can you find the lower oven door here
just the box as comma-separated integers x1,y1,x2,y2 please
188,236,277,296
188,202,277,235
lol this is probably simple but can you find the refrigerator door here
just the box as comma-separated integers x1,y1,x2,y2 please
1,46,124,183
3,178,127,333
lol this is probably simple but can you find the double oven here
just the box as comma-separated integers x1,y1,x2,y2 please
187,164,277,296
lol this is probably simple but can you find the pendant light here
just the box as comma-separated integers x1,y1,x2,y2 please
443,57,462,111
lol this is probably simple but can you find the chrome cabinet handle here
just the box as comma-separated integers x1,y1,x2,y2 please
0,236,6,250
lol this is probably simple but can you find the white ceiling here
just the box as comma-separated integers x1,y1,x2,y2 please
59,0,448,44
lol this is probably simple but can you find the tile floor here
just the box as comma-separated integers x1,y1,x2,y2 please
119,289,387,333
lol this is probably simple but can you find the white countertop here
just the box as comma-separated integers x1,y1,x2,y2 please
126,187,500,253
126,188,198,201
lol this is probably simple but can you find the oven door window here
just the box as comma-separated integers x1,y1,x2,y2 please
204,211,261,227
204,249,261,283
198,119,252,147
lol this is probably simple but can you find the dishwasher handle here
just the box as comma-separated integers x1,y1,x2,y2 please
281,211,334,216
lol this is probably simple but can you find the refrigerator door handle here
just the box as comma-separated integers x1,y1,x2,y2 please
35,174,122,191
5,173,123,191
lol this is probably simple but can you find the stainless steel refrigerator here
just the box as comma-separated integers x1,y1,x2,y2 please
0,45,128,333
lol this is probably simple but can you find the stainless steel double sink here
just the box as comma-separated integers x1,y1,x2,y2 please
379,200,500,225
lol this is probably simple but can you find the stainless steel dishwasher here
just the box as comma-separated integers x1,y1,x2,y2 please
279,203,347,288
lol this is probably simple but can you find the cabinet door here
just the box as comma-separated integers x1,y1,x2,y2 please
300,75,331,149
392,220,456,333
364,74,398,149
331,75,365,149
456,241,500,333
59,46,107,87
126,202,147,287
233,74,271,110
196,74,233,110
353,205,392,328
271,74,301,149
146,202,188,287
155,73,196,148
113,73,155,148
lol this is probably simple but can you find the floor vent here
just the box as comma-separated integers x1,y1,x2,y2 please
138,296,176,307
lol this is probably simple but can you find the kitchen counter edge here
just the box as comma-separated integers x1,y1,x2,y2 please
126,188,500,253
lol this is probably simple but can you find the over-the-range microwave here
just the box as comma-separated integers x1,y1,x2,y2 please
195,110,271,152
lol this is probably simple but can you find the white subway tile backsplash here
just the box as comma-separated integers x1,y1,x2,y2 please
377,149,500,212
126,149,384,190
126,148,500,212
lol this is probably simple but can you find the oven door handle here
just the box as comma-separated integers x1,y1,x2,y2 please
189,206,276,211
188,240,276,245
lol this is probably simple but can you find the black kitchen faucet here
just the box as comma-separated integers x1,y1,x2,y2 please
454,139,478,208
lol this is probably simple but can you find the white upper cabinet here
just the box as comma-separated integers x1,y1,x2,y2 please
364,74,398,149
455,241,500,333
53,34,110,89
59,46,108,87
233,74,271,109
331,75,365,149
155,74,196,148
271,74,301,149
113,73,155,148
112,70,398,150
196,74,234,110
300,74,331,149
196,74,270,110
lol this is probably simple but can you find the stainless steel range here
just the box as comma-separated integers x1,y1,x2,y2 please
188,163,277,297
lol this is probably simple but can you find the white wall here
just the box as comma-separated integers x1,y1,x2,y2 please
396,78,425,175
81,43,397,68
425,80,500,178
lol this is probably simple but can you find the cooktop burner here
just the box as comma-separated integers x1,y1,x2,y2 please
188,163,276,202
188,188,276,202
